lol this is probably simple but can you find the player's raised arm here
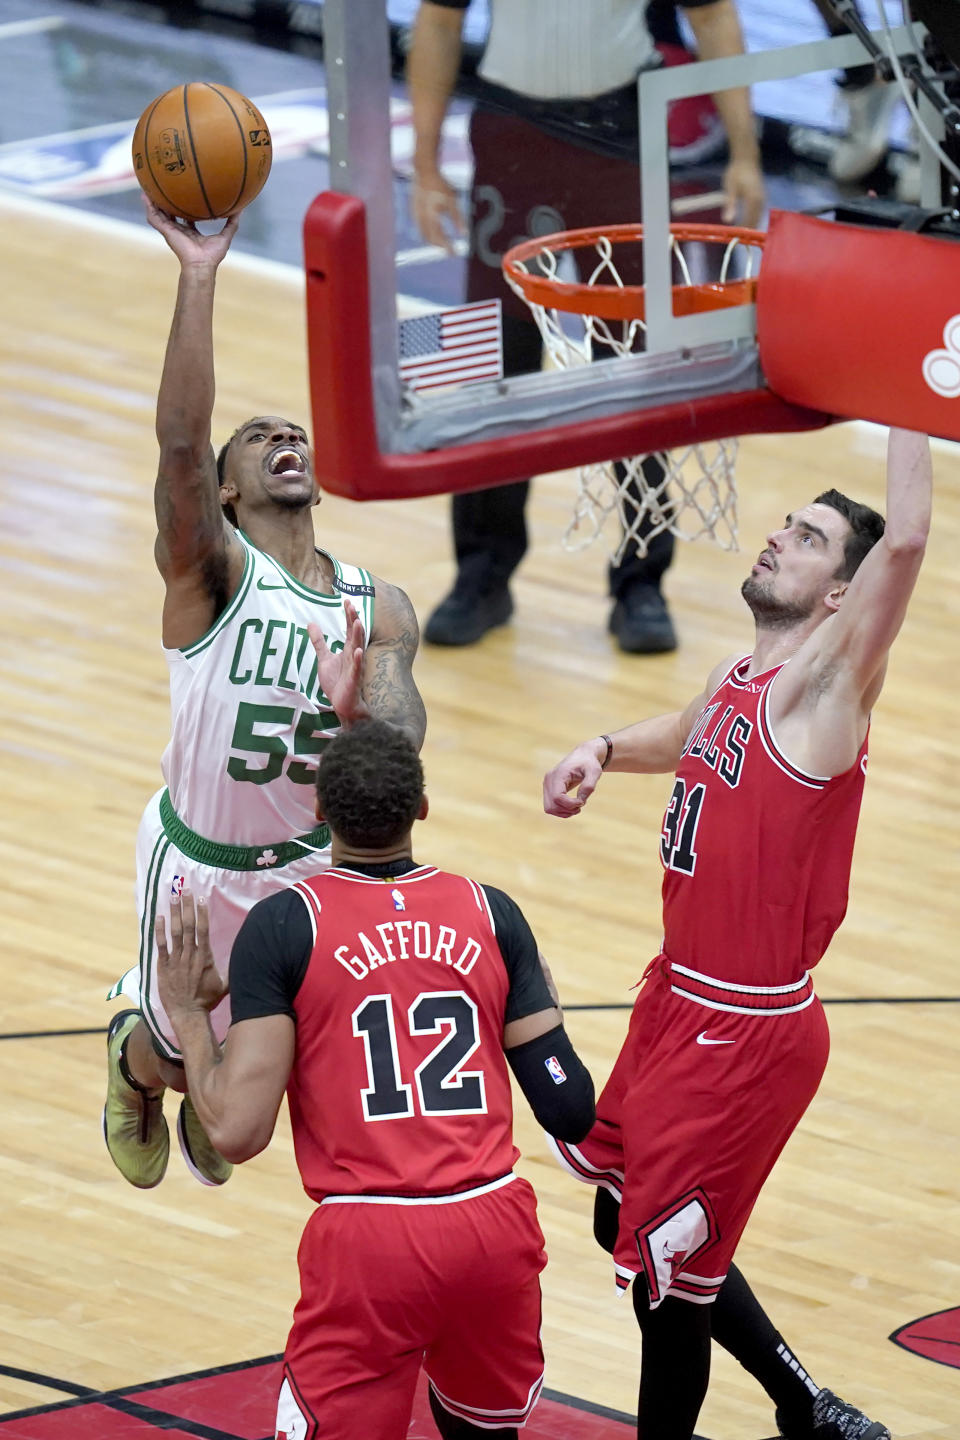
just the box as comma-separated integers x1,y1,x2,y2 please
542,715,687,819
146,199,245,643
809,429,931,706
542,654,741,817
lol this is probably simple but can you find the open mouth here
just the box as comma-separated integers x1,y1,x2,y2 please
267,448,307,478
756,552,775,571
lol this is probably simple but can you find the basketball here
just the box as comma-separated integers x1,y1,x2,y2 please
132,83,272,222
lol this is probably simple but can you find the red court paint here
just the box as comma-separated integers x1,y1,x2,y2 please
0,1358,646,1440
890,1306,960,1370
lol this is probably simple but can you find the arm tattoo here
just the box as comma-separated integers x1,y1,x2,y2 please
364,582,427,750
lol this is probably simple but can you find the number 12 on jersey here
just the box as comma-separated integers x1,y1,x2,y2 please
660,779,706,875
353,991,488,1121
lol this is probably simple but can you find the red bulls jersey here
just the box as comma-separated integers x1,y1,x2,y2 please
287,865,520,1202
660,657,868,987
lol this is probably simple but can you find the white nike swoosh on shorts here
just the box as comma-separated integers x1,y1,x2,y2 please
696,1030,735,1046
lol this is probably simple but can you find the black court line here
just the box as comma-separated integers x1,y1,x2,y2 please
0,1355,282,1434
107,1394,248,1440
541,1385,636,1423
1,995,959,1044
0,1028,105,1041
564,996,960,1011
0,1363,95,1398
0,1356,707,1438
822,995,960,1005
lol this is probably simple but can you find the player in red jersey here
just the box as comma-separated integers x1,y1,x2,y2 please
542,428,932,1440
155,718,595,1440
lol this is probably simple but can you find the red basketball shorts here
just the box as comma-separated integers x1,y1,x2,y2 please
551,957,829,1306
276,1176,547,1438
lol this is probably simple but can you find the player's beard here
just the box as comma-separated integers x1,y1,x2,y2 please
740,574,816,630
269,487,314,512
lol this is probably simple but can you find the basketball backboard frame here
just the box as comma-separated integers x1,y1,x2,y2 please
306,5,937,499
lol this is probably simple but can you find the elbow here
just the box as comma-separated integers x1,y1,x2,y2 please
156,437,212,473
549,1094,597,1145
883,530,927,563
540,1071,596,1144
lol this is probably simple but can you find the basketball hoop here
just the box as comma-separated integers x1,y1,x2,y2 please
502,222,765,559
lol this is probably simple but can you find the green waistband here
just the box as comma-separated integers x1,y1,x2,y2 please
159,789,330,872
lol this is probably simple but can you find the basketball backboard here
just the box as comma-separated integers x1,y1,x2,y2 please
304,2,949,501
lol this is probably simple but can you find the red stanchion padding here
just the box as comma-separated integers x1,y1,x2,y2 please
757,209,960,440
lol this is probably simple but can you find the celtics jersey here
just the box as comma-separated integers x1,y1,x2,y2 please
160,531,375,846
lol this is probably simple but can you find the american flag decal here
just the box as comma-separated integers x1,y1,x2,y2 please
398,300,502,394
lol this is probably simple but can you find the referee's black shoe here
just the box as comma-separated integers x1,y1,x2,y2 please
424,580,513,646
608,583,677,654
777,1389,891,1440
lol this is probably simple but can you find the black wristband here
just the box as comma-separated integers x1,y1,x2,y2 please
599,734,613,770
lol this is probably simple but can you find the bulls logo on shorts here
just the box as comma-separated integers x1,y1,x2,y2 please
275,1374,317,1439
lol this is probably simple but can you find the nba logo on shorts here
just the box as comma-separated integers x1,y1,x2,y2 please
545,1055,567,1085
170,875,184,898
275,1376,315,1439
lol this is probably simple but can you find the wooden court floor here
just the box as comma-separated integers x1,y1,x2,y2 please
1,192,958,1438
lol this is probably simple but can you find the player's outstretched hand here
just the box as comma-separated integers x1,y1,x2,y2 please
543,739,606,818
143,194,240,267
308,600,372,728
155,891,228,1017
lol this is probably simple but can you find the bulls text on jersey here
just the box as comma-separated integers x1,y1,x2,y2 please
681,703,754,789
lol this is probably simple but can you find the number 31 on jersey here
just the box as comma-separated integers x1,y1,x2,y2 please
660,779,706,876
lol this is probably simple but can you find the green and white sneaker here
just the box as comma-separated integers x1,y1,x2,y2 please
102,1009,169,1189
177,1095,233,1187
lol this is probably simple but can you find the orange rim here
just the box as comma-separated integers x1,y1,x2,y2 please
502,222,766,322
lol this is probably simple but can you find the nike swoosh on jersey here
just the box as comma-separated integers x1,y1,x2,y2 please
256,577,287,590
696,1031,735,1046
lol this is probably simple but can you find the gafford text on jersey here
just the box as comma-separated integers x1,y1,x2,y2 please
659,657,868,988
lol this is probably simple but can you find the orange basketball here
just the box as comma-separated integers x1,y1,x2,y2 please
132,83,272,222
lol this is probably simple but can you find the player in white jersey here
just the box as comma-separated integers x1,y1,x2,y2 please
103,199,426,1192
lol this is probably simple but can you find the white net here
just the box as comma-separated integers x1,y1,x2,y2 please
565,441,740,562
504,227,764,559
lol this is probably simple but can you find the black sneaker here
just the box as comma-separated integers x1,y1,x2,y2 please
424,583,513,646
776,1389,891,1440
609,585,677,654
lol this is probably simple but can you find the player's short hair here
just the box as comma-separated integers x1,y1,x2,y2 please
216,432,240,527
317,720,424,850
815,489,885,581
